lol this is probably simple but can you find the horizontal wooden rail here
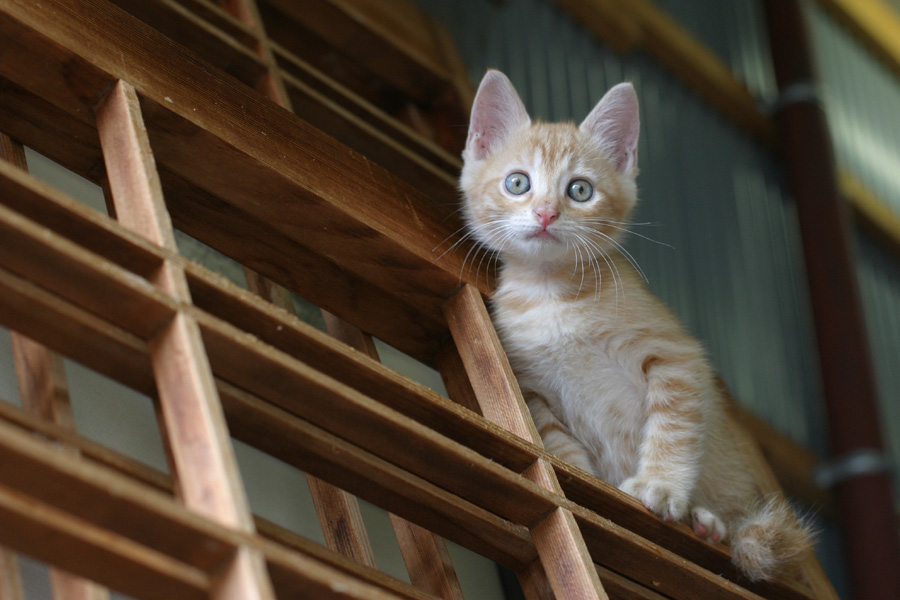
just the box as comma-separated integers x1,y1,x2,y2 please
0,397,441,600
0,418,435,600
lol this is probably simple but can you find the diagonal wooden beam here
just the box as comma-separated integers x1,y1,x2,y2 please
94,78,275,600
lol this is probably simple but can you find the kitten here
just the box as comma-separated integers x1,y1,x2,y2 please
460,69,811,582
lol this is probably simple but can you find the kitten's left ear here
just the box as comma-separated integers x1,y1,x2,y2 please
465,70,531,161
580,83,640,174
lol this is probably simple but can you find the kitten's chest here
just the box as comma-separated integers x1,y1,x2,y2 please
492,289,631,390
494,286,643,408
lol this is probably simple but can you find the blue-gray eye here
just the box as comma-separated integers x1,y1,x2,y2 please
568,179,593,202
505,172,531,195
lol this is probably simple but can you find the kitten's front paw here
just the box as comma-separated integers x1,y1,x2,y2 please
619,476,689,522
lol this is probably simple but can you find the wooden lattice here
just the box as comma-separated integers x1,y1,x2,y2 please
0,0,837,599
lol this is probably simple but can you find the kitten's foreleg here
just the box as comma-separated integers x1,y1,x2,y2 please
525,392,598,475
619,356,705,521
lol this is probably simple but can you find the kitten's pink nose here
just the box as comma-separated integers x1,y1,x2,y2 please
534,207,559,229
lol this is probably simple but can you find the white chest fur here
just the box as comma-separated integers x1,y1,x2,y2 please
491,279,647,482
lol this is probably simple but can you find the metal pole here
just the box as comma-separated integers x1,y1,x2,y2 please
762,2,900,598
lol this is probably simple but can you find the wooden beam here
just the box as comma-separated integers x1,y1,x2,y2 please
0,547,24,600
0,484,209,600
841,169,900,257
95,79,275,600
0,417,431,600
813,0,900,82
443,285,608,600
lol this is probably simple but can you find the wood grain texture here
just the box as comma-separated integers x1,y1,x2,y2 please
0,416,430,600
321,308,465,599
443,285,540,444
95,76,273,599
96,80,177,251
389,515,466,600
443,285,606,600
0,484,209,600
0,547,24,600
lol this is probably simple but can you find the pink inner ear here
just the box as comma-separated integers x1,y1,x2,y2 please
466,70,530,161
580,83,640,174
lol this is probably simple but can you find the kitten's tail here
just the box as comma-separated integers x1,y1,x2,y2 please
730,494,813,582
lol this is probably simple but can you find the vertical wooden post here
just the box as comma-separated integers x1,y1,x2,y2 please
94,80,274,600
444,284,607,600
1,133,111,600
0,537,24,600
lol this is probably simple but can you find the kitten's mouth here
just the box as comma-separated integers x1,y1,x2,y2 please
528,228,559,242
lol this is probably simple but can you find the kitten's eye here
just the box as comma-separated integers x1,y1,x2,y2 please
568,179,594,202
505,172,531,195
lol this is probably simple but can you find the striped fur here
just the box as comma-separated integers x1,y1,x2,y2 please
460,70,811,582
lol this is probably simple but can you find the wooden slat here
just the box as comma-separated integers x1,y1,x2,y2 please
201,382,536,569
215,0,293,103
0,0,485,324
443,286,540,444
185,266,537,472
108,0,267,86
0,396,438,600
95,78,274,600
0,200,175,339
225,0,386,562
0,222,813,600
443,285,607,600
260,0,468,114
572,508,765,600
0,418,233,572
0,159,532,472
232,1,464,580
195,310,557,528
389,516,465,600
0,417,432,600
11,333,111,600
0,484,209,600
0,264,155,394
322,312,466,599
0,547,24,600
0,398,170,492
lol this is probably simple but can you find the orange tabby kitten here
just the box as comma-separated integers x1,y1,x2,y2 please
460,69,811,581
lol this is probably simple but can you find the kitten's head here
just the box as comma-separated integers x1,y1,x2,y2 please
460,70,640,267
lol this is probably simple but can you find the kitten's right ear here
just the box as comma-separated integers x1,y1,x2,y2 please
465,70,530,161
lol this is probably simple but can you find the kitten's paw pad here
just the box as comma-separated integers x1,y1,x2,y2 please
619,476,689,521
691,507,727,544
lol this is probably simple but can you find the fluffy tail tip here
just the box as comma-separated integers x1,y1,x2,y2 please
731,494,814,582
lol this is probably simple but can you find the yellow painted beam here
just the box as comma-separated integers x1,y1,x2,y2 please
840,170,900,255
814,0,900,81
